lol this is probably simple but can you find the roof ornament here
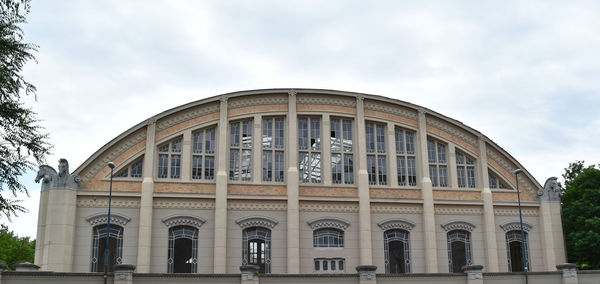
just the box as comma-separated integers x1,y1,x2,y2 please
538,177,561,202
35,158,80,190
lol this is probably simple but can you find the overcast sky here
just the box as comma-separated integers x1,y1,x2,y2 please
3,0,600,238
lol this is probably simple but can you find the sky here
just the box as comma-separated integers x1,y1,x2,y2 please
2,0,600,238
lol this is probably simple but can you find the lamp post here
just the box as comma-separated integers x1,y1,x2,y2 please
513,169,528,284
104,162,115,284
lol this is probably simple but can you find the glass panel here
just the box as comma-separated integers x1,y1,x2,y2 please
378,156,387,185
170,154,181,178
368,155,377,185
204,156,215,180
274,118,284,149
241,149,252,181
331,260,336,270
193,132,203,154
262,118,273,148
192,156,202,179
158,144,169,153
489,173,497,188
395,129,404,154
398,157,406,186
171,139,182,153
262,151,272,181
274,151,284,182
130,159,143,178
439,165,448,187
456,152,465,164
366,123,375,153
315,260,320,271
344,154,354,184
331,119,341,152
338,260,344,271
158,154,168,178
298,118,308,150
429,165,438,187
342,120,353,152
230,122,240,147
229,149,240,180
467,167,476,188
242,120,253,148
437,143,446,163
310,118,321,150
427,140,436,163
310,153,321,183
323,260,328,271
299,152,309,182
405,132,415,154
407,157,417,186
332,153,342,184
116,168,128,178
376,124,386,153
206,128,216,154
457,167,466,188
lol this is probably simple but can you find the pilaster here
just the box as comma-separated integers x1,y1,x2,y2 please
449,144,458,189
387,122,398,187
42,186,77,271
136,121,156,273
356,96,373,265
214,96,229,273
478,138,498,272
252,115,262,184
322,114,332,185
286,90,300,273
180,131,192,180
417,110,438,272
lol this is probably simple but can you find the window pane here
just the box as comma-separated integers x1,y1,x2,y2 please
299,152,309,182
378,156,387,185
338,260,344,270
241,149,252,181
204,156,215,180
342,120,353,152
206,128,216,154
229,149,239,180
331,119,341,152
274,118,284,149
395,129,404,154
230,122,240,147
331,260,336,270
456,152,465,164
170,154,181,178
437,143,446,163
262,118,273,148
429,165,438,187
439,165,448,187
262,151,273,181
398,157,406,186
368,155,376,185
315,260,320,271
344,154,354,184
130,159,143,178
366,123,375,153
376,124,386,153
310,118,321,150
332,153,342,184
427,140,436,163
242,120,253,148
193,132,203,154
192,156,202,179
489,173,497,188
457,167,466,188
171,139,182,152
405,132,415,154
274,151,284,182
158,154,168,178
467,167,476,188
298,118,308,150
310,153,321,183
407,157,417,186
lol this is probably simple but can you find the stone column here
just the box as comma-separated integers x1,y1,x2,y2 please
180,131,192,180
252,114,262,184
355,96,373,265
556,263,577,284
356,265,377,284
42,183,77,271
240,265,260,284
417,110,438,272
478,138,499,272
136,120,156,273
539,177,567,270
463,264,484,284
322,114,332,186
214,96,229,273
286,90,300,273
114,264,136,284
387,122,398,187
448,144,458,189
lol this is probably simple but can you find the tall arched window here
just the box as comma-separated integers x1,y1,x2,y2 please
384,229,410,273
91,224,123,272
313,228,344,248
242,227,271,273
168,225,199,273
506,230,529,272
447,230,472,272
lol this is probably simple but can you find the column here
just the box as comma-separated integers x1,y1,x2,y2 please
181,131,192,180
356,265,377,284
214,96,229,273
286,90,300,273
252,115,262,184
136,120,156,273
322,114,332,185
539,178,567,270
478,138,499,272
556,263,578,284
463,264,484,284
449,144,458,189
113,264,135,284
240,265,260,284
387,122,398,187
355,96,373,265
417,110,438,272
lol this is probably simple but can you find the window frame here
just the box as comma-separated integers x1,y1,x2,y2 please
262,117,285,183
447,230,472,273
313,228,345,248
229,119,254,182
114,156,144,179
456,151,476,188
395,128,417,187
427,138,448,187
167,225,199,273
298,116,322,184
191,126,217,181
157,137,183,179
91,224,124,273
384,229,411,273
330,117,355,185
366,121,388,186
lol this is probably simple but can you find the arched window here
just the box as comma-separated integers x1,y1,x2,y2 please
506,230,529,272
456,151,476,188
384,229,410,273
168,226,198,273
91,224,123,272
313,228,344,248
447,230,472,272
242,227,271,273
158,137,182,179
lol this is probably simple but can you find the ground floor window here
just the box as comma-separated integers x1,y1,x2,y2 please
384,229,410,273
506,230,529,272
447,230,472,272
91,224,123,272
314,258,345,272
168,225,198,273
242,227,271,273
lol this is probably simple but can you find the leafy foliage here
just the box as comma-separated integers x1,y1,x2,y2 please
0,0,51,219
0,224,35,268
561,161,600,269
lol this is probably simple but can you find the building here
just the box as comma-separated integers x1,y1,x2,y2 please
33,89,565,275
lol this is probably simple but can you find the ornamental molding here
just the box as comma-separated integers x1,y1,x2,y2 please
228,94,288,109
371,204,422,214
156,102,220,131
300,202,359,212
161,215,206,228
486,147,537,197
236,216,279,229
435,206,482,215
494,207,539,216
499,222,532,232
377,219,415,231
364,100,418,120
426,116,478,147
297,94,356,108
228,200,287,211
307,217,350,230
77,198,140,208
153,199,215,209
79,128,147,184
86,213,131,226
441,221,476,232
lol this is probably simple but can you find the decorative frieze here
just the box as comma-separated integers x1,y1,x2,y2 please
86,213,131,226
494,207,539,216
377,219,416,231
228,94,288,109
370,204,422,214
77,198,140,208
299,202,359,212
297,94,356,108
161,215,206,228
307,217,350,230
228,200,287,211
79,128,147,184
441,221,476,232
236,216,279,229
364,100,418,120
156,102,219,131
499,221,533,232
435,206,483,215
153,199,215,209
426,115,478,147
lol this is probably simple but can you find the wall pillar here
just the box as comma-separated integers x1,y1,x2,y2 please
478,138,499,272
136,120,156,273
463,264,484,284
286,90,300,273
417,110,438,272
114,264,135,284
355,96,373,266
214,96,229,273
240,265,260,284
356,265,377,284
539,191,567,270
556,263,577,284
42,186,77,272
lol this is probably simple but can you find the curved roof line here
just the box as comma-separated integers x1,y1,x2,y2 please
73,88,541,188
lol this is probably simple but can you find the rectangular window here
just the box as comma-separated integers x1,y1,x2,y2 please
331,118,354,184
230,120,253,181
274,151,284,182
396,128,417,186
314,259,345,273
299,117,322,183
366,122,387,185
456,152,476,188
157,138,182,179
192,127,216,180
192,156,202,179
427,139,448,187
263,117,285,182
204,156,215,180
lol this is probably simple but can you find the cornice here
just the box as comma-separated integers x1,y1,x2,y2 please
236,216,279,229
86,213,131,226
377,219,416,231
162,215,206,228
499,222,532,233
441,221,476,232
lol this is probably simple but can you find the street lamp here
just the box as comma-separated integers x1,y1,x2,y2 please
104,162,115,284
513,169,528,284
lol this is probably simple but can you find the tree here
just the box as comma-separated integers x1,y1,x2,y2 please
561,161,600,269
0,224,35,268
0,0,51,219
